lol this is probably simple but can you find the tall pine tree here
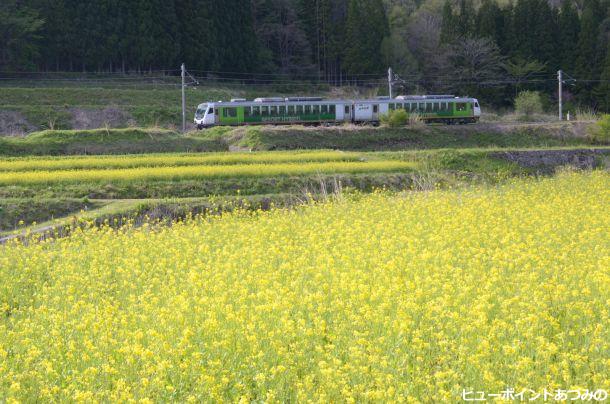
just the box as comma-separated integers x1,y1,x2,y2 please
558,0,580,73
343,0,389,75
594,42,610,111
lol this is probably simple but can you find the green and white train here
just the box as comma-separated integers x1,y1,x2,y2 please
194,95,481,129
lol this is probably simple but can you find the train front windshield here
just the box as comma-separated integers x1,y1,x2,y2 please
195,105,208,119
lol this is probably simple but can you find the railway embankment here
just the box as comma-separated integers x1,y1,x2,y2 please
0,122,605,156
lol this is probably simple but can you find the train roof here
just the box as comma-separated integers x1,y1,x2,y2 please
198,96,477,108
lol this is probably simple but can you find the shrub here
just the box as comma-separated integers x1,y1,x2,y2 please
381,109,408,127
515,91,543,118
589,114,610,143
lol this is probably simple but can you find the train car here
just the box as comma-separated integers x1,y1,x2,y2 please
194,95,480,129
391,95,481,124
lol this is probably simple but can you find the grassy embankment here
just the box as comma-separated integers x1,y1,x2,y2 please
0,121,602,156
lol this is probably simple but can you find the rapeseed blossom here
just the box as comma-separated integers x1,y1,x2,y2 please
0,171,608,401
0,151,364,172
0,161,415,185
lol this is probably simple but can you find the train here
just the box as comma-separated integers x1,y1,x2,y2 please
194,95,481,129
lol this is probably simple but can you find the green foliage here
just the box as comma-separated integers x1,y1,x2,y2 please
0,198,104,231
589,115,610,143
575,0,604,103
344,0,389,75
594,43,610,112
558,0,580,73
515,91,543,118
0,128,227,156
0,0,44,70
381,109,408,128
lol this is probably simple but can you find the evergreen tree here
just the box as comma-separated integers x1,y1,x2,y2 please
498,3,514,55
440,0,457,44
215,0,258,72
511,0,557,70
343,0,389,75
476,0,502,41
27,0,68,70
576,0,603,79
576,0,603,101
595,42,610,111
175,0,215,71
297,0,333,76
558,0,580,73
0,0,43,70
456,0,475,37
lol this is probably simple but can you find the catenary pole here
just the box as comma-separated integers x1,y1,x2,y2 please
388,67,393,98
181,63,186,132
558,70,563,121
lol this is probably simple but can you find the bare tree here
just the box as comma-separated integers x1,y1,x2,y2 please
444,37,506,94
406,10,450,92
252,0,315,76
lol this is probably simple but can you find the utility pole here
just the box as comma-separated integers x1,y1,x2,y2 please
181,63,186,132
388,67,393,98
558,70,563,121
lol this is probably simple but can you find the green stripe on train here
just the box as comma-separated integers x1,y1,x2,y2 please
218,106,336,125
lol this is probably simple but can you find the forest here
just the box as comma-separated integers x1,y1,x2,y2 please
1,0,609,110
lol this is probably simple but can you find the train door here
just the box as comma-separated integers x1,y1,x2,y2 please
344,104,352,123
372,104,379,121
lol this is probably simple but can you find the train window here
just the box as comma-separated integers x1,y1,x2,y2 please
244,107,251,117
305,105,312,114
433,103,439,112
208,108,214,114
270,106,278,116
456,103,467,111
345,105,350,114
297,105,303,114
253,106,260,116
373,105,378,113
425,103,432,112
389,103,395,111
440,102,446,111
321,105,328,114
313,105,320,114
279,106,286,115
288,105,295,114
262,106,269,115
475,102,480,108
417,103,424,112
330,105,336,114
223,108,237,118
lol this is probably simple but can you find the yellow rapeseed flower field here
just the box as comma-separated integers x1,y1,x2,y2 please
0,161,415,185
1,171,608,402
0,151,364,172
